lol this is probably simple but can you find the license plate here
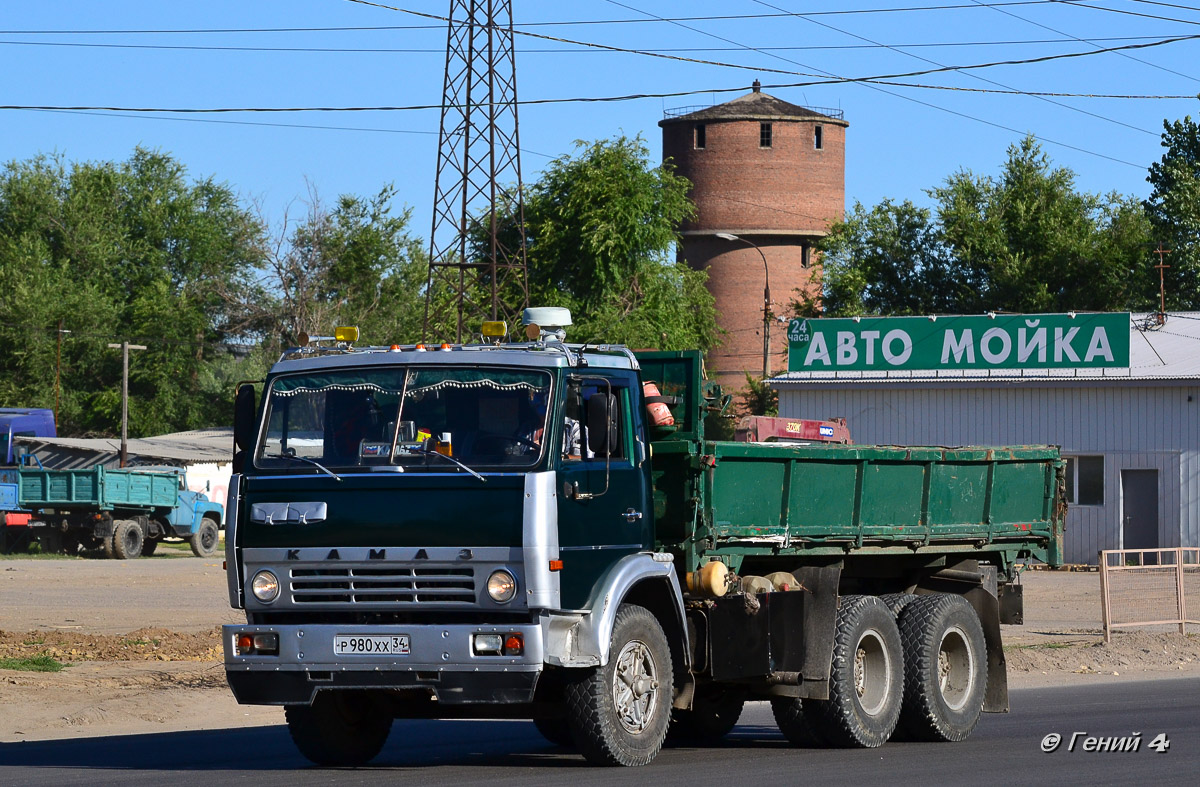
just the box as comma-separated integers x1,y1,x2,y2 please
333,634,410,655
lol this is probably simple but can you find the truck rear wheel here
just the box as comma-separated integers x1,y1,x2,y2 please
814,594,903,748
671,685,745,744
190,517,219,557
897,593,987,742
285,691,393,767
565,603,673,766
141,537,159,556
111,520,144,560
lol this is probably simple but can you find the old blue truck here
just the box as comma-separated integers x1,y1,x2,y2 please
11,464,224,558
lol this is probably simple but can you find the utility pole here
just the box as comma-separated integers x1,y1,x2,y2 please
107,341,147,467
54,321,70,427
1153,242,1172,326
716,233,773,378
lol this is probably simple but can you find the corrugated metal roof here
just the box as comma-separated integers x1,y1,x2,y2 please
15,427,232,463
772,312,1200,386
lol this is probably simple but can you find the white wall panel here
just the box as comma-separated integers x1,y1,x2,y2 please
779,384,1200,563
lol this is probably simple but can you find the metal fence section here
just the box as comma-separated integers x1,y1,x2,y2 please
1099,548,1200,642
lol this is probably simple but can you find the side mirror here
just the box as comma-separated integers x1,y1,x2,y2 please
234,383,258,453
586,393,618,456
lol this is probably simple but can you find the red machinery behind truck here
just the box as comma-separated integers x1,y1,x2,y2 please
734,415,851,444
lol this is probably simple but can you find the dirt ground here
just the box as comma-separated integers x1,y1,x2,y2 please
2,557,1199,743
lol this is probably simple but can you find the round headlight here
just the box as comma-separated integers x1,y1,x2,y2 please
486,569,517,603
251,570,280,603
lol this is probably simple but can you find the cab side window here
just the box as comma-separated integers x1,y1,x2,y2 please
563,378,628,462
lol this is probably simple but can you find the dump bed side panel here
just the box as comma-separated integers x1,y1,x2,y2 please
18,467,178,510
700,442,1063,562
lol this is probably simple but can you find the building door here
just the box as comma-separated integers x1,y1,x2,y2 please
1121,469,1159,552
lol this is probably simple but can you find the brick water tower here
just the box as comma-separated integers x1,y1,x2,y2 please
661,82,847,394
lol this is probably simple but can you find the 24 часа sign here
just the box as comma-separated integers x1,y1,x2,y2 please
786,313,1130,372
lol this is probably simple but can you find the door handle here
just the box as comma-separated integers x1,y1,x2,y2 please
622,508,643,523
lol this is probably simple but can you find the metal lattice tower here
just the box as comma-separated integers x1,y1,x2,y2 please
423,0,529,342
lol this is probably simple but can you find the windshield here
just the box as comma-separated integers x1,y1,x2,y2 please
255,366,552,473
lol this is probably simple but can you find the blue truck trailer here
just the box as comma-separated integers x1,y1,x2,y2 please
15,464,225,558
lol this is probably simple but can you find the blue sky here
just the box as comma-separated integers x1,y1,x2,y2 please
3,1,1198,238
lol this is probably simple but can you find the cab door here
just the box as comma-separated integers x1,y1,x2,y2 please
555,371,652,609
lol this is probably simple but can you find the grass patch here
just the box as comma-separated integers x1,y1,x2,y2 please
20,638,46,646
123,638,161,647
0,654,68,672
0,548,78,561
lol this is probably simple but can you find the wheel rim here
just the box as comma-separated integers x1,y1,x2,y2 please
937,625,976,711
852,629,892,717
202,525,217,551
611,638,660,734
122,528,140,554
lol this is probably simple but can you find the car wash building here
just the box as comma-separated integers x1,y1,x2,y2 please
771,312,1200,565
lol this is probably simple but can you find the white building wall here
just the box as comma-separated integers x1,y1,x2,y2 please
778,383,1200,564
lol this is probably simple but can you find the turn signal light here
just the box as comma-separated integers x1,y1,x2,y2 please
548,559,563,572
504,634,524,656
235,631,280,656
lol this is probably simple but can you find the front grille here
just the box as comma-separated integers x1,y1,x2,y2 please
289,565,476,605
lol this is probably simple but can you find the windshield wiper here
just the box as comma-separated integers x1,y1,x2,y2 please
416,447,486,483
264,452,343,482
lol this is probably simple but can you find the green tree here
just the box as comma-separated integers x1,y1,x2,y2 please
257,184,427,350
522,136,719,350
0,148,266,436
737,373,778,417
1145,115,1200,308
814,137,1154,317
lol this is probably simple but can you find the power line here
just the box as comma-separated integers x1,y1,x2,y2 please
0,35,1184,55
981,0,1200,84
1057,0,1200,26
598,0,1149,168
752,0,1157,138
4,57,1196,117
25,108,555,158
140,0,1194,93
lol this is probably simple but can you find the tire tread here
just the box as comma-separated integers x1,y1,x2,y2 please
564,604,673,766
897,593,987,742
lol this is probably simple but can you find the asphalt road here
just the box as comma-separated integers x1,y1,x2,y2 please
1,678,1195,786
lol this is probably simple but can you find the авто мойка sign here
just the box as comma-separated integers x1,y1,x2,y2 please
786,313,1131,372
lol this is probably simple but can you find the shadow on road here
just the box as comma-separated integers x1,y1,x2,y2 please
0,718,795,773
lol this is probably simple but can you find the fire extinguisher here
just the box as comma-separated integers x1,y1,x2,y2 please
643,381,675,427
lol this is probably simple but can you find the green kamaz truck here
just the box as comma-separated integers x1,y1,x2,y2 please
222,312,1065,767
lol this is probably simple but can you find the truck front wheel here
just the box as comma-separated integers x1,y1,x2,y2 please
565,603,673,766
111,520,144,560
190,517,220,557
897,593,987,742
814,594,903,748
285,691,393,767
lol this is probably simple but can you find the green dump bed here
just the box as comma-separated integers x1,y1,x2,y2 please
18,466,178,511
637,350,1066,567
693,442,1064,565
